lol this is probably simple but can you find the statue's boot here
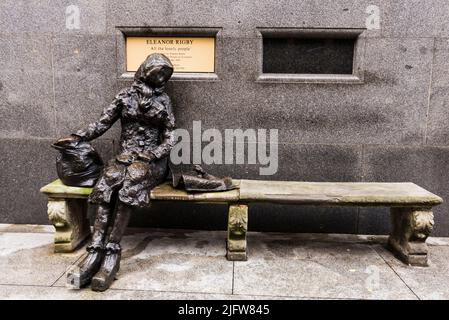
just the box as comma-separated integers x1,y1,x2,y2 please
66,204,111,289
90,243,122,292
91,203,131,292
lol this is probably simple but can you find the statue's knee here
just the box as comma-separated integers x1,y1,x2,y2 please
126,162,150,182
103,165,125,184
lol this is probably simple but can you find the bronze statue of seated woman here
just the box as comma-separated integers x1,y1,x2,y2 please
56,53,176,291
55,53,234,291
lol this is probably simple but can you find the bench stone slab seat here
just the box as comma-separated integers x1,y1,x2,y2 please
40,179,443,266
239,180,442,206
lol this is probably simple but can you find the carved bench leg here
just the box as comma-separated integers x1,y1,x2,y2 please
47,198,91,253
388,207,434,266
227,204,248,261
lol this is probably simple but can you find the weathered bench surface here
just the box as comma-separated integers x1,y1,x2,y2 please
238,180,443,206
41,179,442,206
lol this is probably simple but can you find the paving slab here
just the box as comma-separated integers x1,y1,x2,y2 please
373,244,449,300
54,230,233,294
0,232,84,286
113,230,233,294
0,284,231,300
234,233,417,300
3,227,449,300
0,284,317,300
0,224,54,233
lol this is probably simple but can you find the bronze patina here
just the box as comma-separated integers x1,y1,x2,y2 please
58,53,176,291
57,53,233,291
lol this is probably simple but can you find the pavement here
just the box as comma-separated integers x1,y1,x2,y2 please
1,223,449,300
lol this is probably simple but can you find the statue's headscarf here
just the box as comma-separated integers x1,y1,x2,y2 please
132,53,174,112
134,53,173,88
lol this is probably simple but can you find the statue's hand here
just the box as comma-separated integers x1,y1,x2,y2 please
53,134,81,148
116,153,136,165
137,151,156,163
58,135,80,142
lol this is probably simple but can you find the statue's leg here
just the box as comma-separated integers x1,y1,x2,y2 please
91,202,132,292
67,203,112,288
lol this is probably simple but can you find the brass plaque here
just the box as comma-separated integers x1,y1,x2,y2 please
126,37,215,73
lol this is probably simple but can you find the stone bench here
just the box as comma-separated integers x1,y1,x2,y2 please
40,179,443,266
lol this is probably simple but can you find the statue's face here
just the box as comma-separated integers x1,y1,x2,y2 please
144,65,173,87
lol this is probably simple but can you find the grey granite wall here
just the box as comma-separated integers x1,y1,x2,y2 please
1,0,449,236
